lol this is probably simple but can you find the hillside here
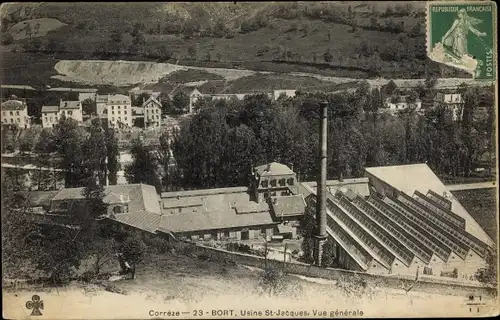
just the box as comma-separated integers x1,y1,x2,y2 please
1,1,471,88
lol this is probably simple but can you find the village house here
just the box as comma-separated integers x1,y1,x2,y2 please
433,92,464,121
1,98,31,129
384,95,422,113
273,89,297,100
96,94,133,128
141,96,162,128
41,100,83,128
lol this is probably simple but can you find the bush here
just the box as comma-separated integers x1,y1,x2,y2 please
1,32,14,45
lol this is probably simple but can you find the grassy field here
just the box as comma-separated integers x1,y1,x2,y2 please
452,189,498,244
1,2,470,89
3,247,489,318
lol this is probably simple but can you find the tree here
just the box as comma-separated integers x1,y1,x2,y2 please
323,48,333,63
53,116,87,188
82,118,108,186
157,130,173,191
82,98,96,115
475,248,497,286
382,80,398,96
159,93,174,115
187,45,197,59
133,92,151,107
1,32,14,45
172,91,190,113
19,129,36,153
106,128,120,186
120,238,146,279
1,171,40,277
110,29,123,43
124,138,161,192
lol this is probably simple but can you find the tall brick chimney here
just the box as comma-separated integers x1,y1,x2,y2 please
314,101,328,267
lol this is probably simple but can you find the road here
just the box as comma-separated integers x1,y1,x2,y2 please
446,181,496,191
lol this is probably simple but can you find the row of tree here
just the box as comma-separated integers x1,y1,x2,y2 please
32,116,120,188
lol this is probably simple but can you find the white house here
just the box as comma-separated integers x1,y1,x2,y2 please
433,92,464,121
142,96,162,128
105,94,132,128
41,100,83,128
384,95,422,113
273,89,296,100
1,99,31,129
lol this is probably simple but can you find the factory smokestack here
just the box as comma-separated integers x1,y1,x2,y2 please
314,101,328,267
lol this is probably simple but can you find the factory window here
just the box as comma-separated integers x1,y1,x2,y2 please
270,179,277,187
178,208,182,213
261,180,268,188
124,110,127,115
10,118,13,123
223,231,230,238
118,111,121,115
271,192,276,197
287,178,295,185
16,111,19,116
125,117,128,121
112,106,114,110
279,178,286,186
264,192,269,199
118,105,121,109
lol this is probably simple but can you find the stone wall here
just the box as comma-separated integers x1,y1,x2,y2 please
190,242,497,298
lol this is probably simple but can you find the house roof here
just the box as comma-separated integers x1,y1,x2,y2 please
158,209,276,233
51,184,161,215
385,95,422,103
60,100,81,110
41,105,59,113
112,210,161,233
1,100,27,111
96,95,109,103
107,94,131,103
142,96,162,108
304,178,370,197
364,164,494,246
27,190,61,207
255,162,294,177
169,86,199,97
270,195,305,217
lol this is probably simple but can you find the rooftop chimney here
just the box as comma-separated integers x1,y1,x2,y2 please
314,101,328,267
266,163,271,172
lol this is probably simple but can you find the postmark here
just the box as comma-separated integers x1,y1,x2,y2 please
427,1,496,80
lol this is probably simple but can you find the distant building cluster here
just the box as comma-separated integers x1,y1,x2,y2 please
26,162,493,281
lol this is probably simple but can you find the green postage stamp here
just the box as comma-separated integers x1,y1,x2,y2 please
427,1,497,80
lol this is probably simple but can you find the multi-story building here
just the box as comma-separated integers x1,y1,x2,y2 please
41,105,59,128
1,98,31,128
142,96,162,128
97,94,133,128
433,92,464,121
41,100,83,128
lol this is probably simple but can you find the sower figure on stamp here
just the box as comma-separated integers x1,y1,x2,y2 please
441,8,486,59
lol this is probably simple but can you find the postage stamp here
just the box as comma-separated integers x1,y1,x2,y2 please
427,1,497,80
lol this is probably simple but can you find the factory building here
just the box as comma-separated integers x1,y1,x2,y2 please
26,162,493,281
